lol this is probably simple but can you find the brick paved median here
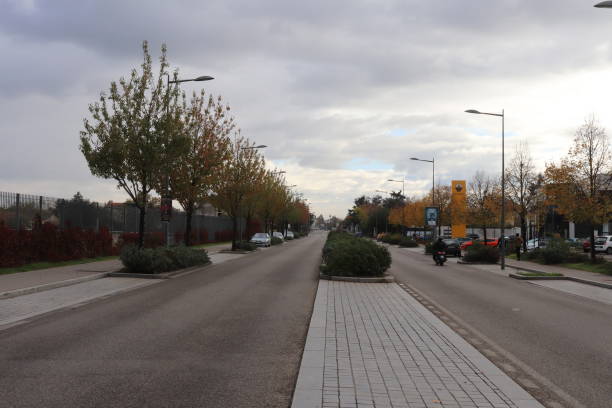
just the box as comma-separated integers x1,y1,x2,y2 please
292,281,543,408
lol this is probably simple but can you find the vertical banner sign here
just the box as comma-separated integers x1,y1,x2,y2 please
451,180,467,238
425,207,439,226
161,197,172,222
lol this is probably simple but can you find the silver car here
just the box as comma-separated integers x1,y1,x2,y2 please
250,233,271,247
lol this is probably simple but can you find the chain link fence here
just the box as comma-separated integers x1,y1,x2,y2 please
0,191,237,243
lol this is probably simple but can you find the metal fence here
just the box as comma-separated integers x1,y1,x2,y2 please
0,191,238,243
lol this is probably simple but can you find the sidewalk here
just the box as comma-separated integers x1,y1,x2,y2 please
292,280,543,408
0,242,232,297
504,258,612,287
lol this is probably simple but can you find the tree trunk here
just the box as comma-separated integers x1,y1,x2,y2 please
231,216,238,251
138,206,146,249
520,214,527,251
483,225,487,242
184,201,194,246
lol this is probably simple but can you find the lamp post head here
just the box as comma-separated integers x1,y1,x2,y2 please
595,1,612,7
465,109,481,114
255,144,267,148
194,76,214,81
410,157,419,161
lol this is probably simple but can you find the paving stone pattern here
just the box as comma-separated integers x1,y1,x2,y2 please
293,280,542,408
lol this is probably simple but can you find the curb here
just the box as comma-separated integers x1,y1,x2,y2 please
508,267,612,289
108,262,212,279
319,273,395,283
0,272,111,300
218,249,257,254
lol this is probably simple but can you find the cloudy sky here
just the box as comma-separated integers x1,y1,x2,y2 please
2,0,612,218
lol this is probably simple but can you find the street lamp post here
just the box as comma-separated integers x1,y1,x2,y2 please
387,179,405,197
595,1,612,7
164,73,214,247
410,157,435,237
465,108,506,270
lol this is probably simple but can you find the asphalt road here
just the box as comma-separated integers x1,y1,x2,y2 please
388,246,612,408
0,233,325,408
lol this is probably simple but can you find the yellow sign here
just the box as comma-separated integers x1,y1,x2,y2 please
451,180,467,238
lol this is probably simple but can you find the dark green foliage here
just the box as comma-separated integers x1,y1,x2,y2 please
321,232,391,277
293,232,301,239
271,236,283,245
235,241,257,251
424,242,433,254
399,237,418,248
463,242,499,263
523,239,571,264
120,244,210,274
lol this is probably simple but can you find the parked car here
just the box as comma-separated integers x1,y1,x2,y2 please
249,232,271,247
594,235,612,254
442,238,461,257
460,238,499,251
456,237,471,245
285,231,295,240
272,231,285,241
583,239,591,253
466,233,480,240
526,238,547,251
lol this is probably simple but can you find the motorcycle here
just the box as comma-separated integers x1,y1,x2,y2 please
434,251,447,266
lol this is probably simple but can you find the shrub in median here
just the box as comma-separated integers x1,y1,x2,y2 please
235,241,257,251
321,232,391,277
271,236,283,245
463,242,499,263
120,244,210,274
399,237,418,248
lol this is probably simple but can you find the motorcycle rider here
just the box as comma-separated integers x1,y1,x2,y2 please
431,237,447,263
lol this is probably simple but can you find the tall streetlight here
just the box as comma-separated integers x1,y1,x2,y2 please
410,157,436,238
163,73,214,247
387,179,405,196
595,1,612,7
465,108,506,270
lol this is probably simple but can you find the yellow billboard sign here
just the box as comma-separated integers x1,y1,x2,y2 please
451,180,467,238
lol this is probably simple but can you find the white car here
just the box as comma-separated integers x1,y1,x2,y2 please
249,233,271,247
594,235,612,254
272,232,284,242
526,238,547,251
285,231,295,240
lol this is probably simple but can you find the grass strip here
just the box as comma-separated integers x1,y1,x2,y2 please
517,271,563,277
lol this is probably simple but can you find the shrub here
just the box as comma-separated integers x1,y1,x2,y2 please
539,238,570,264
322,233,391,277
399,237,418,248
120,244,210,274
271,236,283,245
235,241,257,251
424,242,433,254
293,232,301,239
463,242,500,263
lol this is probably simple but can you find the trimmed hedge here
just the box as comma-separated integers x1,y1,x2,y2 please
523,238,588,265
321,231,391,277
120,244,210,274
398,237,418,248
271,236,283,245
463,242,499,263
235,241,257,251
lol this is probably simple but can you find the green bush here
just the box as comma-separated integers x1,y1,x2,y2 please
293,232,301,239
321,233,391,277
424,242,433,254
235,241,257,251
271,236,283,245
120,244,210,274
463,242,499,263
399,237,418,248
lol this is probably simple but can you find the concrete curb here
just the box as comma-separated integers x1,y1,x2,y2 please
508,265,612,289
218,249,257,254
107,262,212,280
319,273,395,283
0,272,111,300
508,273,566,281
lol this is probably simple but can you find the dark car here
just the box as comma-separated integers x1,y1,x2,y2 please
442,238,461,257
466,233,480,240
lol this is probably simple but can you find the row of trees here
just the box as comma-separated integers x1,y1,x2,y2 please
345,116,612,259
80,42,309,249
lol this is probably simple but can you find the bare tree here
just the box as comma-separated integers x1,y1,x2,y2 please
467,171,499,241
506,141,538,250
